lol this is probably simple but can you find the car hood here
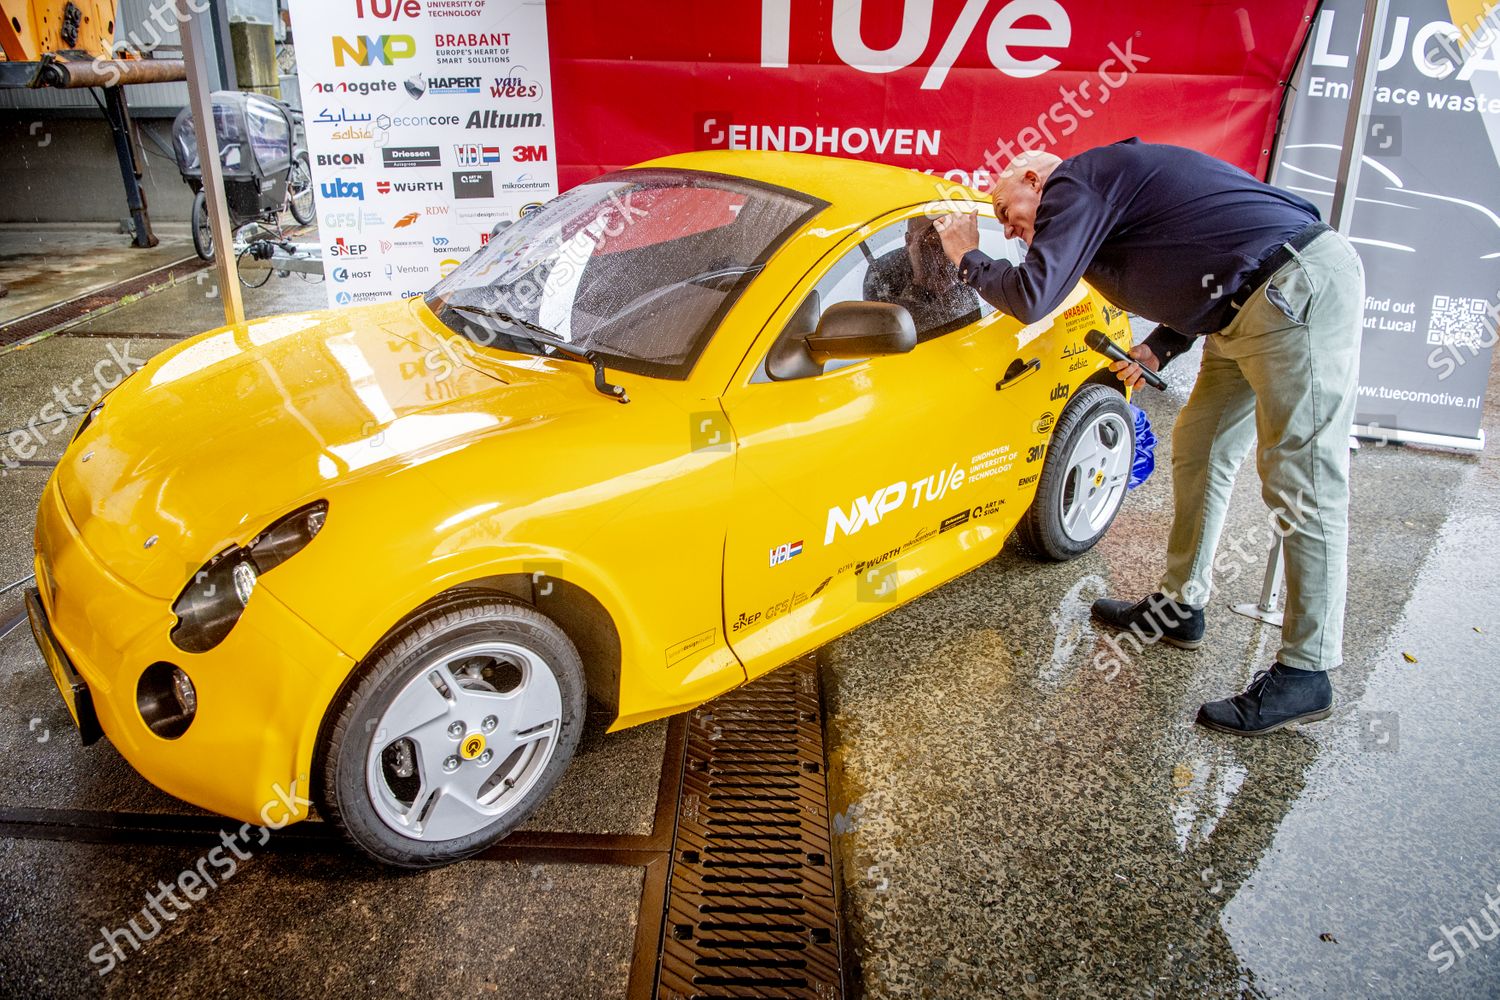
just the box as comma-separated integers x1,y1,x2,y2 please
56,299,584,600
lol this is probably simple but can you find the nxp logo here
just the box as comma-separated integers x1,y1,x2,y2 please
332,34,416,67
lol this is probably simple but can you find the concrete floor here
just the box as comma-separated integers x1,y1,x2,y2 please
824,317,1500,998
0,226,197,326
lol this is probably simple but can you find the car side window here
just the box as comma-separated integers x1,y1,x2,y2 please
762,215,1025,381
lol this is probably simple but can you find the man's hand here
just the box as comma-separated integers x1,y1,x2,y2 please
934,213,980,266
1109,344,1161,389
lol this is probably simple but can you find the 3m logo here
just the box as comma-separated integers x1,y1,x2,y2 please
332,34,416,66
513,144,548,163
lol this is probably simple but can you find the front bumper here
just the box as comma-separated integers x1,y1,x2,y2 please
32,476,356,826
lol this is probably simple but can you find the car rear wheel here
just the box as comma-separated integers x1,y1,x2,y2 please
1018,384,1133,561
318,595,585,868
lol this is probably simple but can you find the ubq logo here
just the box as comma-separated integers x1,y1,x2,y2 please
321,178,365,201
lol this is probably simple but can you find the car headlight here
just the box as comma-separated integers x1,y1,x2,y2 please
170,501,328,654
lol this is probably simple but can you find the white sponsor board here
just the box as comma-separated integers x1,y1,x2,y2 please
288,0,558,307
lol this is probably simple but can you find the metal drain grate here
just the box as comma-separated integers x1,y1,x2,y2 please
657,658,842,1000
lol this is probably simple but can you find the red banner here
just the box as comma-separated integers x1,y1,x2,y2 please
546,0,1317,192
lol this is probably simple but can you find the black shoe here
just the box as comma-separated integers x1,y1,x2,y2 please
1090,592,1205,650
1196,663,1334,737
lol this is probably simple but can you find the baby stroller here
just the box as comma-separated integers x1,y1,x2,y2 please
173,91,315,262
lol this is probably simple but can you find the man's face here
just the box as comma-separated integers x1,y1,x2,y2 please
992,170,1044,245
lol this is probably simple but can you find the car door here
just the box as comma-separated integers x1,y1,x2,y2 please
719,208,1048,679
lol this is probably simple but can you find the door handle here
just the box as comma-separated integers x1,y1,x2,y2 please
996,358,1040,391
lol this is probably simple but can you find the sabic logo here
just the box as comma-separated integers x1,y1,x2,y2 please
332,34,416,66
512,144,547,163
464,110,543,130
317,152,364,167
320,178,365,201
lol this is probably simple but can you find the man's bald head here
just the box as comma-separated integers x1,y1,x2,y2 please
991,150,1063,246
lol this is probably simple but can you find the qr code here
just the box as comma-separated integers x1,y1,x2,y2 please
1426,295,1490,349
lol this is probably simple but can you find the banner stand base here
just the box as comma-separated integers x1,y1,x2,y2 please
1230,533,1285,629
1353,425,1486,452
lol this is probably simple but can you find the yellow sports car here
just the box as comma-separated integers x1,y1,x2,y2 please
29,151,1137,866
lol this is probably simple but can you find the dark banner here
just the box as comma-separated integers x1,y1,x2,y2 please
1277,0,1500,447
546,0,1318,191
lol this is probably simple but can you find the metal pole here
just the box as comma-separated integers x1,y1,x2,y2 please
101,85,158,249
1329,0,1392,233
177,0,244,326
1231,532,1286,628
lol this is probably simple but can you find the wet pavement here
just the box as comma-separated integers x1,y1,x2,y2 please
823,316,1500,998
0,226,197,326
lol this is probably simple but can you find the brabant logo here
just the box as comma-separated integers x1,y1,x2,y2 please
513,144,547,163
452,171,495,199
332,34,416,67
320,178,365,201
436,32,510,48
455,144,502,165
464,110,544,130
381,145,441,168
353,0,420,20
317,152,364,167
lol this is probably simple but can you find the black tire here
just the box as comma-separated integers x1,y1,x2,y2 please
289,153,316,225
191,190,214,262
1018,383,1134,561
317,595,586,868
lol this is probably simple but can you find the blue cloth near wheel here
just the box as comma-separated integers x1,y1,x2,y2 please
1129,403,1155,490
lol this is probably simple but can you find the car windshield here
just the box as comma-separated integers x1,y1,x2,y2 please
425,168,825,379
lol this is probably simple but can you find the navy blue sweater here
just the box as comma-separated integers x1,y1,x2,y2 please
958,138,1319,366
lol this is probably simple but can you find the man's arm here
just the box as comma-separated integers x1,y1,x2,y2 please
1141,323,1195,369
941,176,1118,324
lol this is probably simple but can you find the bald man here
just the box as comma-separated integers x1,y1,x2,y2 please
935,138,1364,738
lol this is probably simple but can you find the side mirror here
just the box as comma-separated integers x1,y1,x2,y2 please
804,301,917,364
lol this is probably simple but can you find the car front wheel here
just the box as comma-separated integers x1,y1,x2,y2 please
318,595,585,868
1018,383,1134,561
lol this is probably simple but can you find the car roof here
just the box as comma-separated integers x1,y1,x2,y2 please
633,150,981,223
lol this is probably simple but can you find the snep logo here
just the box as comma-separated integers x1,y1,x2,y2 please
381,145,441,168
464,110,543,130
332,34,416,67
393,212,420,229
317,152,364,167
452,171,495,199
320,178,365,201
330,238,368,258
455,144,502,166
353,0,421,20
769,540,803,567
513,144,547,163
490,75,541,99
